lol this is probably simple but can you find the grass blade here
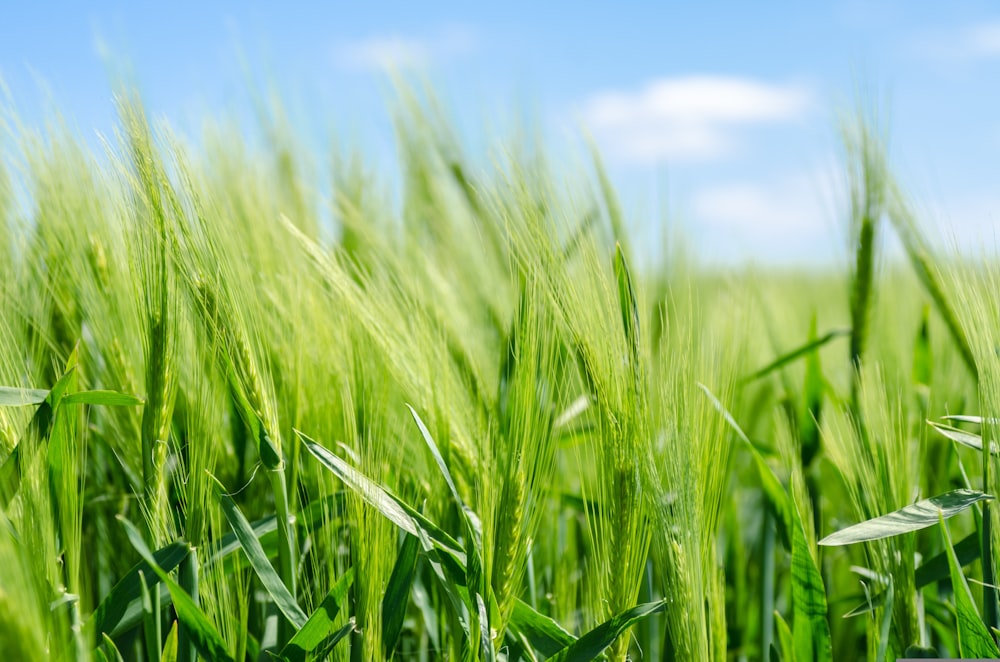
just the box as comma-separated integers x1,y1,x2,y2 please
299,430,419,537
773,610,795,662
309,620,356,661
382,532,419,657
508,600,576,657
548,599,667,662
791,518,832,662
139,570,161,662
875,577,893,662
118,518,234,662
210,474,307,629
940,515,1000,657
743,328,849,383
942,415,998,425
0,386,49,406
61,390,144,406
280,569,354,662
928,421,997,454
405,405,493,656
298,430,466,572
101,633,126,662
819,489,992,546
161,621,179,662
87,541,190,638
406,404,464,509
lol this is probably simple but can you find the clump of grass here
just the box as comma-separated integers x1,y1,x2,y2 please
645,294,744,661
943,252,1000,636
823,367,921,657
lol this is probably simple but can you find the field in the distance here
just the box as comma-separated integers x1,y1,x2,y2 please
0,89,996,661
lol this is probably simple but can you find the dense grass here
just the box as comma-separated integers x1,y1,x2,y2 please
0,85,997,661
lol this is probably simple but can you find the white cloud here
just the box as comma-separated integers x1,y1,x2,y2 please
334,25,477,71
688,165,844,263
695,183,818,232
579,76,811,163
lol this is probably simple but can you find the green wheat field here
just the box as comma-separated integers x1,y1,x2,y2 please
0,86,998,661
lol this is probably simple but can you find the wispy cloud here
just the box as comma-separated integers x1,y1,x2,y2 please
688,164,843,263
579,76,812,163
964,22,1000,57
334,24,477,71
911,21,1000,61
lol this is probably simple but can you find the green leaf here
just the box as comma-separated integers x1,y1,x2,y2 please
118,518,234,662
942,415,997,425
406,404,464,510
917,531,980,588
791,517,832,662
928,420,998,454
210,474,307,629
299,431,419,537
842,592,888,620
773,610,795,662
508,599,576,657
161,621,179,662
743,328,850,382
101,633,126,662
819,489,993,546
383,532,419,657
308,620,356,661
405,405,494,659
87,541,190,637
280,569,354,662
298,426,481,651
613,242,640,361
0,386,49,406
548,599,666,662
205,493,343,576
296,430,465,573
874,577,893,662
0,356,81,507
940,515,1000,657
206,515,277,566
62,390,144,407
139,570,161,662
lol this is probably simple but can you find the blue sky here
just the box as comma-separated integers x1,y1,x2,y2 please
2,1,999,265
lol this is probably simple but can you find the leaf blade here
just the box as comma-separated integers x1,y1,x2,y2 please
819,489,992,546
280,569,354,662
62,390,144,407
118,518,234,662
210,475,308,629
941,515,1000,657
0,386,49,406
548,599,666,662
